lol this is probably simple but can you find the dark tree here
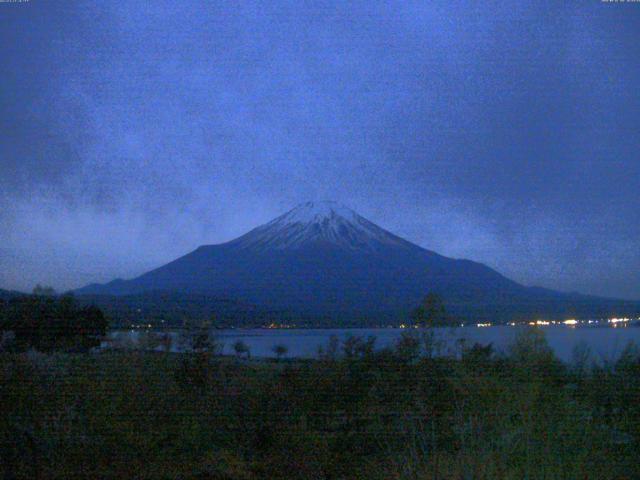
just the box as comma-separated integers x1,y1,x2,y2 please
342,335,376,359
233,340,250,359
0,295,108,352
272,343,288,360
411,292,448,327
192,328,211,353
190,325,223,355
395,331,421,363
32,284,56,296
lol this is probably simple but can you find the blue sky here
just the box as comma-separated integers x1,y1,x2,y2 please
1,1,639,299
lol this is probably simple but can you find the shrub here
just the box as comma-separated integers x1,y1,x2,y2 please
233,340,250,359
394,331,421,363
342,335,376,359
272,344,288,360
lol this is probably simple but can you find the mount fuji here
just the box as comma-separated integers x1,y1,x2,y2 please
77,201,640,323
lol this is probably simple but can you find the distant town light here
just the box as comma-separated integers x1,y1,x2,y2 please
609,318,630,324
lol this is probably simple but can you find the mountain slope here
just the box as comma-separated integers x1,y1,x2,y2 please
76,201,640,322
75,291,305,328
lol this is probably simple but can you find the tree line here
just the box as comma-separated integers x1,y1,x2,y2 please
0,290,108,353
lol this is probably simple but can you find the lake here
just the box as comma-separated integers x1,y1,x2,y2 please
109,323,640,363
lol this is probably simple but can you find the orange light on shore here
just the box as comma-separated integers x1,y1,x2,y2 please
609,318,630,324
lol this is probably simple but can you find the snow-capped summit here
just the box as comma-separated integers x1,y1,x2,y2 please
275,201,359,225
229,201,411,252
76,201,640,323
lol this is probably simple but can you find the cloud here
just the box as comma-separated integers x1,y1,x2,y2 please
0,1,639,298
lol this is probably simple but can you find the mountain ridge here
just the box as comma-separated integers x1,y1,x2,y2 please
76,201,640,323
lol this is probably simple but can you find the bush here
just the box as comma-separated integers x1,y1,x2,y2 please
272,344,288,360
233,340,250,359
507,326,565,383
342,334,376,359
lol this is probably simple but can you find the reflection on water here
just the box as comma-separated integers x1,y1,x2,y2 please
105,324,640,363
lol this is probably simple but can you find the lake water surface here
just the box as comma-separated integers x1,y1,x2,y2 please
110,324,640,363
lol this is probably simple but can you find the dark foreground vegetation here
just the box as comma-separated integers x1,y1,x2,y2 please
2,328,640,479
0,294,107,353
